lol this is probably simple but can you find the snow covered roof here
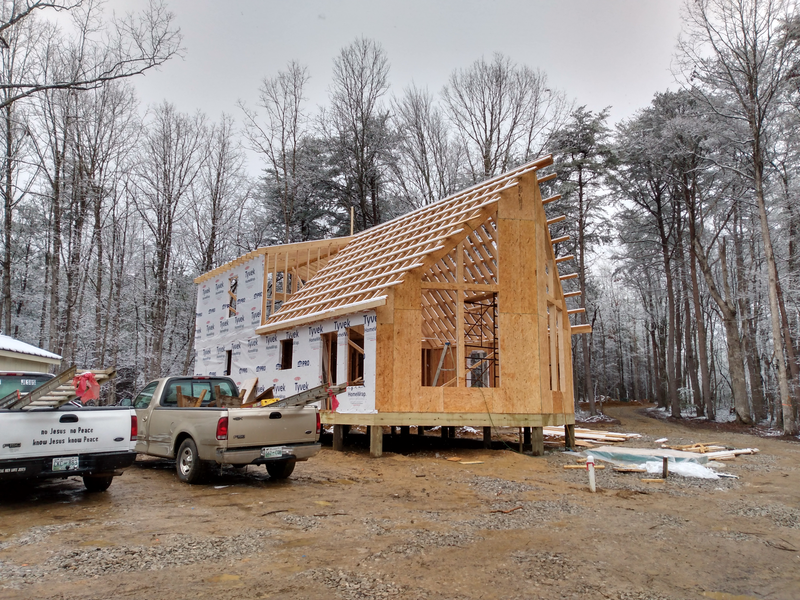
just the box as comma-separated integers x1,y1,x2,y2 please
0,335,62,361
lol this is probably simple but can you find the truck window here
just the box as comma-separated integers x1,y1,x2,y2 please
0,373,54,398
133,382,158,409
160,379,238,407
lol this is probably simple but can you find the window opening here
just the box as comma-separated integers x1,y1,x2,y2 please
321,331,338,386
225,349,232,376
547,303,562,391
421,289,457,386
280,339,293,370
228,276,238,317
464,292,499,388
347,325,365,386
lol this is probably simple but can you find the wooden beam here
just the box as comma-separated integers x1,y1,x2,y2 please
555,255,575,264
559,273,578,281
564,290,582,298
542,194,561,205
537,172,558,184
546,215,566,226
567,308,586,315
369,425,383,458
571,324,592,335
551,235,570,245
421,281,498,292
456,241,465,387
320,411,575,427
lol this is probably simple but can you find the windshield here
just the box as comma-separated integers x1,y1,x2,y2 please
0,373,54,398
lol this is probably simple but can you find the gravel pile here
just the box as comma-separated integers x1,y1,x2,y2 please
304,568,408,599
464,475,541,496
0,523,80,550
366,528,481,560
361,518,395,536
465,498,582,531
281,514,323,530
511,550,572,580
732,502,800,529
0,529,275,587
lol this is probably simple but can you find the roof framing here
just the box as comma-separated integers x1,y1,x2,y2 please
256,155,554,334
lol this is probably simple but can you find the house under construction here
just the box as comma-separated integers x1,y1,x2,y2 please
193,156,589,456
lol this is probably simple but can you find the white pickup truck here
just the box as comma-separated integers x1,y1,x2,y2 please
133,376,321,484
0,372,137,491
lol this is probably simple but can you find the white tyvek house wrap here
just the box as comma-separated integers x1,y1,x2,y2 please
194,259,376,414
194,256,265,378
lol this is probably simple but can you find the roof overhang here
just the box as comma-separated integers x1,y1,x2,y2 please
255,296,387,335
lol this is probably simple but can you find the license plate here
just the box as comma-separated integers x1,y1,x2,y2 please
261,446,285,458
52,456,79,471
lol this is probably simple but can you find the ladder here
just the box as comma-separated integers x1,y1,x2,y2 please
268,382,348,408
1,366,117,411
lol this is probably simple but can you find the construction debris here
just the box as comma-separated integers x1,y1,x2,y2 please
543,426,641,448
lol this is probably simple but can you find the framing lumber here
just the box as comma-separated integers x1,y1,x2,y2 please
537,171,558,184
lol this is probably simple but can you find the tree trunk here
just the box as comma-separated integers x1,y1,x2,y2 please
687,193,714,420
753,142,796,434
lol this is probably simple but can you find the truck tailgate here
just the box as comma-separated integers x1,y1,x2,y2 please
226,406,316,448
0,408,134,460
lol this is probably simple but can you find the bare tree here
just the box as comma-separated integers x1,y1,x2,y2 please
0,0,181,109
391,84,462,207
191,113,246,273
134,102,205,380
323,37,393,231
240,61,311,243
679,0,799,433
442,52,568,181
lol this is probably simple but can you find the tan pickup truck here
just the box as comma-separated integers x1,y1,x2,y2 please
132,376,320,483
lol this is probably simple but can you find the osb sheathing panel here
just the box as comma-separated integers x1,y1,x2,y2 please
368,166,575,418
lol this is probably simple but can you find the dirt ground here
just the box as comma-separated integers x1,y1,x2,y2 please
1,405,799,600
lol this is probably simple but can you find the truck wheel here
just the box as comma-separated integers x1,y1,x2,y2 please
83,475,113,492
266,459,295,479
176,438,206,484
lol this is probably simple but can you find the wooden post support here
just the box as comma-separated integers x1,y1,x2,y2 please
564,424,576,451
531,427,544,456
662,457,669,479
483,426,492,449
332,424,345,452
523,427,532,452
370,425,383,458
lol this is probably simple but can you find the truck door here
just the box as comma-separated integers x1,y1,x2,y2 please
133,382,158,454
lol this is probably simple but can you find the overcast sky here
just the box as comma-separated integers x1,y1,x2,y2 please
107,0,684,174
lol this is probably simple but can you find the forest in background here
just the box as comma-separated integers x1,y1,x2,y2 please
1,0,799,435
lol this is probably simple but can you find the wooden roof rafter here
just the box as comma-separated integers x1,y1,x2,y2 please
256,156,554,333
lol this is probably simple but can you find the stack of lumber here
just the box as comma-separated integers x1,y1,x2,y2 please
662,442,759,461
663,442,726,453
543,426,641,448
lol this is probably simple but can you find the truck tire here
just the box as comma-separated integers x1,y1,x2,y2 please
266,459,295,479
176,438,207,484
83,475,113,492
